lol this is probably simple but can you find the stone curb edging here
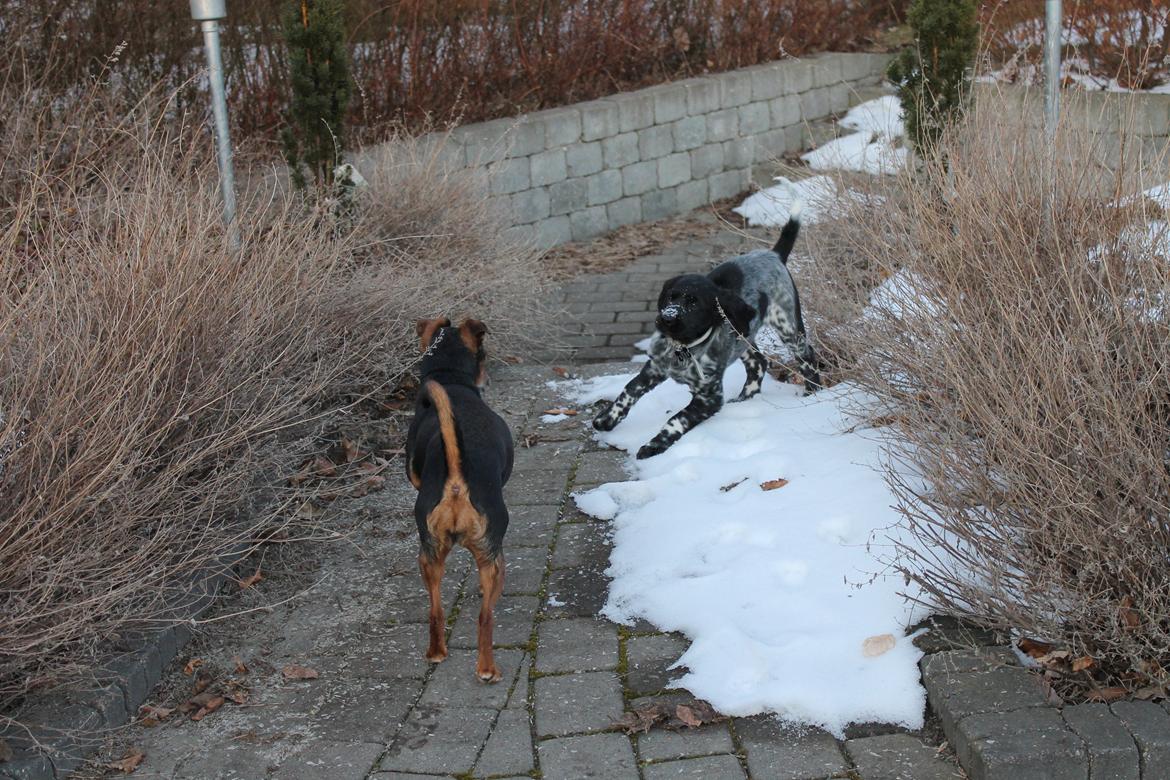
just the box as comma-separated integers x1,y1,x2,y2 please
353,51,894,250
922,644,1170,779
0,545,251,780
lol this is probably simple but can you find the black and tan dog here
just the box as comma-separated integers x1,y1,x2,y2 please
407,317,514,682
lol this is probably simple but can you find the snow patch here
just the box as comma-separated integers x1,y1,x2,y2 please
565,367,928,736
733,176,882,228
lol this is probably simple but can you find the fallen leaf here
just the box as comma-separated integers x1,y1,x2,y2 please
137,705,173,727
1072,656,1095,673
1120,596,1142,628
233,657,248,675
192,670,213,694
238,567,263,590
719,478,747,492
613,703,671,734
314,455,338,477
552,366,570,378
0,738,12,762
225,688,248,705
190,694,225,721
543,408,578,416
182,658,203,676
341,438,361,463
862,634,896,657
294,501,324,520
760,478,789,491
1086,686,1127,703
1017,638,1054,658
106,748,145,774
675,704,701,727
1135,685,1166,701
282,664,319,680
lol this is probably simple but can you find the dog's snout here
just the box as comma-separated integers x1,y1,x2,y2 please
658,304,681,324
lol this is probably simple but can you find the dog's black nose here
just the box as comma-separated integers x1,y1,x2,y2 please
659,309,678,324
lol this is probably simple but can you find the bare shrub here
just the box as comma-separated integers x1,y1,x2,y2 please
0,80,550,712
0,0,906,143
811,88,1170,687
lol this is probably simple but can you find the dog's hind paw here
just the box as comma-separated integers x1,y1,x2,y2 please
425,647,448,664
476,665,502,683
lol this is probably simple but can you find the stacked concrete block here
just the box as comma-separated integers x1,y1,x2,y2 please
370,52,892,250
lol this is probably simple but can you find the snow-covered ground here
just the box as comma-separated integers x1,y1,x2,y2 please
561,365,929,736
802,95,907,175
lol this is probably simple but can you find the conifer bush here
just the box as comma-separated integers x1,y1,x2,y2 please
281,0,351,189
888,0,979,156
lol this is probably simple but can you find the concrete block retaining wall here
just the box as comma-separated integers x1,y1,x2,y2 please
356,52,892,249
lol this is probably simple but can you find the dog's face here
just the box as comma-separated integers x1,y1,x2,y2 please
416,316,489,387
656,275,755,343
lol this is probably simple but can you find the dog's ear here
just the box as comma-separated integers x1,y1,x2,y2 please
656,276,683,310
715,290,756,336
416,317,451,352
458,318,488,354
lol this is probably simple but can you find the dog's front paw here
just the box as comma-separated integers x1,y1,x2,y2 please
593,406,619,432
636,439,669,459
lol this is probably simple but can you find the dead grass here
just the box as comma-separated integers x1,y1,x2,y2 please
807,87,1170,695
0,78,551,715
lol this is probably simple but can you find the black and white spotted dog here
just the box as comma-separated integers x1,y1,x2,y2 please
593,206,820,459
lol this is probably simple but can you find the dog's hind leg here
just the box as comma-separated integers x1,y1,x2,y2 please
472,549,505,682
419,543,451,663
733,350,767,402
773,289,822,393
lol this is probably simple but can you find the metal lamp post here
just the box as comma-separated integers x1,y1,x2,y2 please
1044,0,1062,138
190,0,239,248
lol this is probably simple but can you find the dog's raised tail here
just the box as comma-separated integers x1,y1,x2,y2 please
771,181,802,264
423,380,464,491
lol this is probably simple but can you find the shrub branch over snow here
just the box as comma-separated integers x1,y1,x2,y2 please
807,87,1170,692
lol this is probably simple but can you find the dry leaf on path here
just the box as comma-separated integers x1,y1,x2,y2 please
862,634,896,657
282,664,319,680
1086,687,1127,703
238,567,263,590
232,657,248,675
106,748,145,774
1017,637,1054,658
760,478,789,491
190,695,225,721
138,705,173,727
543,408,578,416
182,658,203,676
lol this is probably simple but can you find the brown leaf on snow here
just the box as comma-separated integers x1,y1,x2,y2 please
238,567,263,590
543,408,578,416
106,748,145,774
182,658,203,676
1017,638,1054,658
1086,686,1128,703
862,634,896,658
760,478,789,491
282,664,319,680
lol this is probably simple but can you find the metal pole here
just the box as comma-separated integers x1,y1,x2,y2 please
1044,0,1062,138
191,0,239,249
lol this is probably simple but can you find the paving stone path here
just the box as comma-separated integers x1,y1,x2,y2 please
89,222,962,780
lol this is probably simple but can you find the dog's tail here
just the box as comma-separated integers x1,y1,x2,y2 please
422,380,465,493
771,180,803,264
